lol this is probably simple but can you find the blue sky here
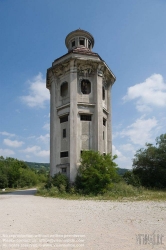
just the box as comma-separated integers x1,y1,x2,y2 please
0,0,166,168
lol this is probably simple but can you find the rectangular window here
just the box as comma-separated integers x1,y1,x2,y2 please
60,151,68,158
60,115,68,123
62,168,67,173
79,38,85,46
103,119,106,126
63,129,66,138
88,40,91,49
80,115,91,121
72,40,75,47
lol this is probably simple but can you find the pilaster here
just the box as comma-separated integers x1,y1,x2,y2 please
107,84,112,154
50,72,58,176
95,65,104,153
69,60,78,182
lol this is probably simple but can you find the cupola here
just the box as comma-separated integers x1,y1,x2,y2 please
65,29,95,51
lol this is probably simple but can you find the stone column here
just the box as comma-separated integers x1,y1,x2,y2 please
95,66,103,153
50,72,58,176
69,60,78,182
107,83,112,154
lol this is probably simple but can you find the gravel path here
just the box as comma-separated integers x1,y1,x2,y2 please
0,189,166,250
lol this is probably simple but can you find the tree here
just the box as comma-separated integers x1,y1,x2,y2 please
132,134,166,188
75,150,119,195
0,175,8,189
18,168,38,187
123,170,140,187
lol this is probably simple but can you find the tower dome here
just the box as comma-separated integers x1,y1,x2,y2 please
65,29,95,51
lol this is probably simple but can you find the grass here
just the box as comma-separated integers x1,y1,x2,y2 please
0,187,17,195
36,182,166,201
1,182,166,201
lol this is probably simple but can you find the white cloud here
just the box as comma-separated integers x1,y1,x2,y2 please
37,134,50,144
3,139,24,148
123,74,166,112
119,143,135,153
112,145,129,162
35,150,49,157
20,73,50,108
0,131,15,137
0,148,15,157
21,146,41,153
43,123,50,131
121,116,158,146
112,145,131,169
20,146,49,158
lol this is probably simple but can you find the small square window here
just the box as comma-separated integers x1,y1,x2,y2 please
63,129,66,138
60,115,68,123
62,168,67,173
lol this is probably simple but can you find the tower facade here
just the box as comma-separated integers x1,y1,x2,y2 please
46,29,116,182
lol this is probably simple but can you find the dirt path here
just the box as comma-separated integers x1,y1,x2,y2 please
0,189,165,250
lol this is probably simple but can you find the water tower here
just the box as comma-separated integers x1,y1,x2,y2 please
46,29,116,182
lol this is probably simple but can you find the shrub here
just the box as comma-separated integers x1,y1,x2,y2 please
45,177,53,189
48,186,59,196
52,173,69,191
75,150,119,195
103,181,143,198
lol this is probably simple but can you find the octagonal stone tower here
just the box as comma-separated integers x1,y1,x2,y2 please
46,29,116,182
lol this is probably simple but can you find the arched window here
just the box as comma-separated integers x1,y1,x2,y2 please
60,82,68,97
102,86,105,100
81,79,91,94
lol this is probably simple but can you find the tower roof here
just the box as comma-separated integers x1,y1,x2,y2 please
65,29,95,51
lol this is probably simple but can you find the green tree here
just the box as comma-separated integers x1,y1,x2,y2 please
133,134,166,188
0,175,8,189
123,170,140,187
18,168,38,187
75,150,119,195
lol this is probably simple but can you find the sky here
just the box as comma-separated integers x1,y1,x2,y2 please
0,0,166,169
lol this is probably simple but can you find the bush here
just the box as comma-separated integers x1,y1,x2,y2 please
48,186,59,196
45,177,53,189
52,173,69,191
103,181,143,198
44,173,69,193
75,150,119,195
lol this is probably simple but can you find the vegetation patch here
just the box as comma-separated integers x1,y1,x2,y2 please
0,156,47,190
